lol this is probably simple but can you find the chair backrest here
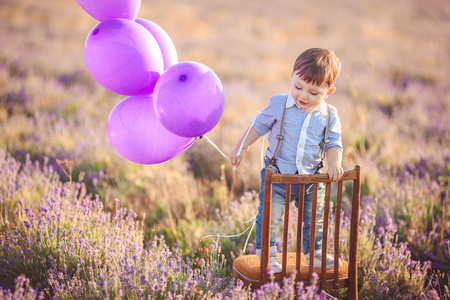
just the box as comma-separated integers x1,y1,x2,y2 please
259,165,361,298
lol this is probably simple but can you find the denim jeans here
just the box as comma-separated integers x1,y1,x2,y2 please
255,156,325,254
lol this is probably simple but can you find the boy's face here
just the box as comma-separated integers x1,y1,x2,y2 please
290,73,336,114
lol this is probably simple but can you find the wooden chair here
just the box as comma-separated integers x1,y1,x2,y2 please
233,166,361,299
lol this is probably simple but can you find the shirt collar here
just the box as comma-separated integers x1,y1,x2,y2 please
286,92,327,114
286,93,297,108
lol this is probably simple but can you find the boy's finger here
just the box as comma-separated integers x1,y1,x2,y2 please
231,156,242,167
327,171,334,181
330,169,340,181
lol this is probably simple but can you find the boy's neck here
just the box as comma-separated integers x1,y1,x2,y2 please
304,100,324,116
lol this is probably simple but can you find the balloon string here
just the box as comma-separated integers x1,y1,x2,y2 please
201,113,260,253
242,218,256,253
236,116,257,157
200,215,257,253
203,135,230,162
261,135,266,169
203,113,259,162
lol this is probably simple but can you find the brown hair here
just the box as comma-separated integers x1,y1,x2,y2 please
293,48,341,88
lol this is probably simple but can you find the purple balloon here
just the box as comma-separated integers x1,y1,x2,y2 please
76,0,141,22
153,62,225,138
107,95,195,164
84,18,164,96
135,18,178,71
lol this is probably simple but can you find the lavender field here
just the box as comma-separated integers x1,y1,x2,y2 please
1,0,449,298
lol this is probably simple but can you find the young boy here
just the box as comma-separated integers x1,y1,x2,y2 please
230,48,344,272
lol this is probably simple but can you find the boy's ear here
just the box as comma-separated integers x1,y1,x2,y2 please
325,87,336,98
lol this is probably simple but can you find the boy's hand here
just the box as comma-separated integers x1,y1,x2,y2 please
325,148,343,181
327,165,344,181
230,127,261,168
230,147,243,167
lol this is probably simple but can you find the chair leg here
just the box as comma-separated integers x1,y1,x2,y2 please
347,287,358,300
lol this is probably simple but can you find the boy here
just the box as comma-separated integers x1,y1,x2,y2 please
230,48,344,272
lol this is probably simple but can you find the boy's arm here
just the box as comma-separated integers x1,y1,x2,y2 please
230,127,261,167
325,147,344,181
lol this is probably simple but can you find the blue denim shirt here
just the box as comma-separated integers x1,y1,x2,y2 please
252,93,343,175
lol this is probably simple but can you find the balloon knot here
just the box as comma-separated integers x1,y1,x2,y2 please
199,136,203,139
93,28,99,35
179,74,187,81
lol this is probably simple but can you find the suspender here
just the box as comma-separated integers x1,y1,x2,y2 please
319,103,332,169
268,96,289,167
269,96,332,170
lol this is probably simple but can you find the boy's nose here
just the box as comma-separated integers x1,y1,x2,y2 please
299,91,308,100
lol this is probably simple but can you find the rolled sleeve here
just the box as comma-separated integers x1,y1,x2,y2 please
325,106,343,152
252,98,279,136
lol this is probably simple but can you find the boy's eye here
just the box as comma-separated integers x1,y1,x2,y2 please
310,92,318,96
295,85,302,90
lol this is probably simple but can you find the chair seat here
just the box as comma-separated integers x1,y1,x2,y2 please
233,252,348,288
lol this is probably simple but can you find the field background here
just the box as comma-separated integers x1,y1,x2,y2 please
1,0,449,298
